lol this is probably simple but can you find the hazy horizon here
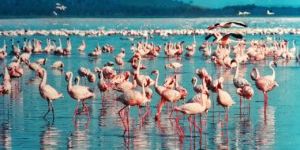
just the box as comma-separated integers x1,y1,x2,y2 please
184,0,300,8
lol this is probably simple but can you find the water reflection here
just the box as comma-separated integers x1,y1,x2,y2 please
40,122,61,149
255,105,275,149
68,118,90,149
0,123,11,149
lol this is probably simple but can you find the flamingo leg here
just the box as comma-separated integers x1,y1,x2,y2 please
188,115,193,137
50,100,55,121
175,114,184,137
140,106,150,125
118,105,129,133
191,115,202,134
264,92,268,105
43,100,51,118
155,99,166,121
240,96,242,115
73,100,80,119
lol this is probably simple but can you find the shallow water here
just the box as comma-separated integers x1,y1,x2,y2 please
0,18,299,149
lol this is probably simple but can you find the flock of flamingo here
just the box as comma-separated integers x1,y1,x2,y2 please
0,21,291,139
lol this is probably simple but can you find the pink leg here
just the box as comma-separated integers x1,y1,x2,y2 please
73,100,80,119
191,116,202,134
175,115,184,137
155,99,166,121
264,92,268,105
118,105,128,132
188,116,193,137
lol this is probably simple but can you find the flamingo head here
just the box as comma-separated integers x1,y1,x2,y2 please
121,48,125,53
124,71,131,79
271,61,278,67
165,64,171,69
65,72,72,81
196,68,208,79
191,77,197,84
42,58,47,65
145,88,153,100
230,59,238,67
94,67,101,73
37,68,44,78
151,70,159,75
179,88,188,99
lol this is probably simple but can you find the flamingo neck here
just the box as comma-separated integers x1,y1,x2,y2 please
40,70,47,87
142,83,146,99
137,57,141,75
59,39,62,47
76,77,80,85
269,62,275,80
100,71,104,81
202,78,207,90
155,71,159,88
235,61,239,78
68,73,73,91
193,78,197,88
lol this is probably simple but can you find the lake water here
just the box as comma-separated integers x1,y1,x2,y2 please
0,18,299,149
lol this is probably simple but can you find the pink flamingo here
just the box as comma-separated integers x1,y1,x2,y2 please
97,70,111,92
0,67,11,94
134,56,154,87
231,60,252,103
215,77,235,121
151,70,187,120
115,48,125,67
39,69,63,120
251,61,278,104
116,83,151,133
65,72,95,118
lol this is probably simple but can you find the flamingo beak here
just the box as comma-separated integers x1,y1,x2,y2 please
273,61,278,67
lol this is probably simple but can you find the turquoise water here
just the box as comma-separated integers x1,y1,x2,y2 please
0,18,299,149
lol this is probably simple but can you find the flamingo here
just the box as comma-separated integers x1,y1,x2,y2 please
207,21,247,30
115,48,125,68
116,82,151,132
65,72,95,118
0,68,11,94
77,40,86,52
97,70,111,92
165,62,183,72
36,58,47,65
151,70,187,120
231,60,252,101
215,77,235,120
134,56,154,87
51,61,64,70
39,69,63,120
251,61,278,104
205,32,243,46
191,77,203,93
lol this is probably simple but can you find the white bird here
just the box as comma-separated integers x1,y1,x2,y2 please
267,10,275,15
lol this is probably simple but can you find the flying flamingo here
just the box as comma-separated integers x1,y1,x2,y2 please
251,61,278,104
39,69,63,120
65,72,95,118
207,21,247,30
